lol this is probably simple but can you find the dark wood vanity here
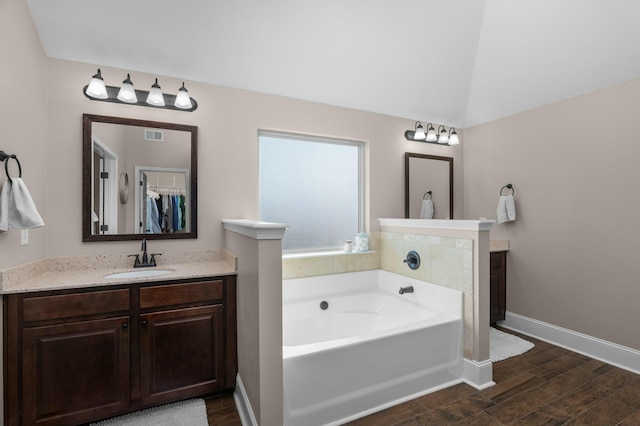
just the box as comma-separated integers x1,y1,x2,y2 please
3,275,237,426
490,251,507,324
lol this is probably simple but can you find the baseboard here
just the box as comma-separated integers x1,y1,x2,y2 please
233,374,258,426
501,311,640,375
462,358,495,390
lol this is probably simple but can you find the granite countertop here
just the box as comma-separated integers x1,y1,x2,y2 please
490,239,510,252
0,249,237,294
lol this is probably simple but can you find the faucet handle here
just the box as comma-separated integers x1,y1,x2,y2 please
149,253,162,265
128,254,140,266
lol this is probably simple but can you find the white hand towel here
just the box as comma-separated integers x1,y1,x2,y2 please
497,195,516,224
420,199,434,219
505,194,516,221
0,178,45,231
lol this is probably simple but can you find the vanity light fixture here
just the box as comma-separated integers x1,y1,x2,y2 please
83,69,198,112
404,121,459,146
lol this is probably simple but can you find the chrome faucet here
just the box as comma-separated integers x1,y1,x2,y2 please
129,239,161,268
399,285,414,295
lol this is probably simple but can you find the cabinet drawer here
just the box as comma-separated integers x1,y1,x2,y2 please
23,289,130,323
490,252,505,270
140,280,224,310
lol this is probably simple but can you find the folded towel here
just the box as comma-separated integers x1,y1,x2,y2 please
497,195,516,224
0,178,45,231
420,199,434,219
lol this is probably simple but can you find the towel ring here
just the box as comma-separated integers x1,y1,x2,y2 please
500,183,514,196
423,191,432,200
0,151,22,183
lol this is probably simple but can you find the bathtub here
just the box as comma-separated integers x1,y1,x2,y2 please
283,269,463,426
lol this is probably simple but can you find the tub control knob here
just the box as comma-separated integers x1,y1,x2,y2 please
404,250,421,270
320,301,329,310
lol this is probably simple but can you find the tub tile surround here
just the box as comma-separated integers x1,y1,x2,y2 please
282,233,381,279
0,249,237,293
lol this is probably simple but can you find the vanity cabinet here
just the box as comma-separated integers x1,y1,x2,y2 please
3,275,237,426
490,251,507,324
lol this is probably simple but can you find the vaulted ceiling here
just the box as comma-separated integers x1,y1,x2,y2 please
26,0,640,128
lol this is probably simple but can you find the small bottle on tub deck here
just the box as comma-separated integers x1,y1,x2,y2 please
344,240,353,252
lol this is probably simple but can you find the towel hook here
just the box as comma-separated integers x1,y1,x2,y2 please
0,150,22,183
423,190,432,200
500,183,514,196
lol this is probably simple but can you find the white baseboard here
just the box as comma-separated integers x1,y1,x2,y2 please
233,374,258,426
501,311,640,375
462,358,495,390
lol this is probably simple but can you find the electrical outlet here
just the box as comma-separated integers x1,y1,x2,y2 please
21,229,29,246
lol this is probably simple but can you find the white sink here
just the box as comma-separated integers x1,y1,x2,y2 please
104,269,173,279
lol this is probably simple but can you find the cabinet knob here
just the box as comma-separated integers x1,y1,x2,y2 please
122,323,128,329
141,319,148,326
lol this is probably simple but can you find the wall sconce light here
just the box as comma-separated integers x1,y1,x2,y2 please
404,121,459,145
83,69,198,112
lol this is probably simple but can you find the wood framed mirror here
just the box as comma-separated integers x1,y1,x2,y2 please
82,114,198,241
405,152,453,219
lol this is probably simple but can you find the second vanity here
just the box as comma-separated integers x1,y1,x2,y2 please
1,250,237,426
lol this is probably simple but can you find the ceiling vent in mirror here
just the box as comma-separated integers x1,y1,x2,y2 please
145,129,164,142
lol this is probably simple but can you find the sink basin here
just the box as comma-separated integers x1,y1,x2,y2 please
104,269,173,279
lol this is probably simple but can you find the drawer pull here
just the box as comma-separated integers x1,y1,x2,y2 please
121,323,128,329
141,319,148,326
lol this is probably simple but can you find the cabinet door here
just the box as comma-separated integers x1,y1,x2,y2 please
490,252,507,324
22,317,131,426
139,305,225,407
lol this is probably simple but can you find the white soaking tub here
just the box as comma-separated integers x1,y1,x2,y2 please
283,269,463,426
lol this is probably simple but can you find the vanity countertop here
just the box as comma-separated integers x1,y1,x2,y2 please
490,239,510,252
0,249,237,294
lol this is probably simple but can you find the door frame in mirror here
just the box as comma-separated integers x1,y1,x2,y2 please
404,152,454,219
82,114,198,242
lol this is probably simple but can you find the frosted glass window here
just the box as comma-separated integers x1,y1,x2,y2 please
259,132,364,252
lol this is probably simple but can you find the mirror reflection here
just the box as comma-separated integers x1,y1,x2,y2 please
83,114,198,241
405,153,454,219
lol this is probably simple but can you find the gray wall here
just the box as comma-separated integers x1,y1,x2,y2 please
464,79,640,351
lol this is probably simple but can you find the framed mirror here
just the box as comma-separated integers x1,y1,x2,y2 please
83,114,198,241
405,152,453,219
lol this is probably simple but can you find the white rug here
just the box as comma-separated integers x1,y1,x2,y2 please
490,327,535,362
90,398,208,426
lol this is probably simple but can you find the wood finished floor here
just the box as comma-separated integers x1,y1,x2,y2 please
204,392,242,426
206,327,640,425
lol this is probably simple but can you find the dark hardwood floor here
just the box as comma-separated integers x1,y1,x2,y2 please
346,327,640,425
206,327,640,425
204,392,242,425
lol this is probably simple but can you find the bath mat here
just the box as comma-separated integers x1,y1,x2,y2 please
490,327,534,362
90,398,208,426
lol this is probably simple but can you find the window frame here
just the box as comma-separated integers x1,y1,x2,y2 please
258,130,366,253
